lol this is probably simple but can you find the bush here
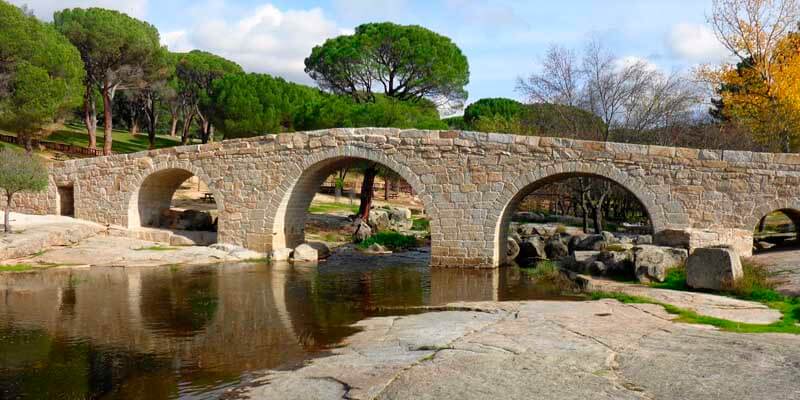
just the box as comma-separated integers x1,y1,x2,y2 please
358,231,418,251
411,217,430,232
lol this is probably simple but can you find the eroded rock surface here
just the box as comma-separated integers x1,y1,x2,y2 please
237,300,800,400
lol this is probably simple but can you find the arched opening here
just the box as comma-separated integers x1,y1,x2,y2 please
128,168,219,245
272,156,430,262
753,208,800,253
496,173,654,267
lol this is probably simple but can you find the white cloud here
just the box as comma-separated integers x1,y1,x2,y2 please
161,30,193,53
8,0,148,20
616,55,660,72
667,23,730,63
174,3,350,84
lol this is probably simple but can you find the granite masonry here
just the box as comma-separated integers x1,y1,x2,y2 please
13,128,800,268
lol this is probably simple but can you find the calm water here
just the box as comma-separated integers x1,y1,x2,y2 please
0,249,577,399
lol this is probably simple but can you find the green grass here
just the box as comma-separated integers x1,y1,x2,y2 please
308,202,359,215
135,245,179,251
604,244,630,252
0,264,36,272
0,263,62,272
358,231,419,251
1,123,187,155
523,260,561,280
596,260,800,335
411,217,430,232
590,291,800,334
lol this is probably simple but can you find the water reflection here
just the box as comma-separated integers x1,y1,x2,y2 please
0,254,578,399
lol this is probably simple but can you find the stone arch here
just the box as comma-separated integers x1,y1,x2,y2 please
490,162,668,266
125,162,224,231
268,145,435,252
745,198,800,232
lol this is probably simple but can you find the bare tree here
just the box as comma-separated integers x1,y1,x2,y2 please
518,38,701,143
709,0,800,84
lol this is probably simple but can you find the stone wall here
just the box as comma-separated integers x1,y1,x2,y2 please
12,128,800,267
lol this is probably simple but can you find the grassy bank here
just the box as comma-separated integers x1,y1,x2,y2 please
1,123,187,156
593,261,800,334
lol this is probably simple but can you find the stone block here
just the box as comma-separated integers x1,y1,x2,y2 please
686,247,743,291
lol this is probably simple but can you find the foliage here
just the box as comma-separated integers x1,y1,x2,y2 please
411,217,430,232
357,231,419,251
0,2,84,149
305,22,469,108
463,98,526,125
177,50,243,142
209,72,322,137
210,74,447,138
707,33,800,151
0,147,48,233
54,7,164,154
451,98,605,137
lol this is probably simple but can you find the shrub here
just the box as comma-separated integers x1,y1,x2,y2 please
411,217,430,232
358,231,418,251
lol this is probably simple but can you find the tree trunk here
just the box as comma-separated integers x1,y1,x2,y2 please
758,216,767,233
145,97,158,150
84,87,97,149
169,114,178,137
357,164,378,221
592,206,603,234
23,136,33,153
580,197,590,234
102,85,113,156
181,112,195,145
130,118,139,136
4,194,12,233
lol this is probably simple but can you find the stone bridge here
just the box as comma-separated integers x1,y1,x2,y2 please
15,128,800,268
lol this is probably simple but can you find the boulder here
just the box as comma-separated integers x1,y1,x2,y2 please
545,236,569,259
601,231,617,244
308,242,332,260
518,236,547,260
506,237,521,260
368,209,392,231
635,235,653,245
633,245,688,283
390,207,413,220
271,248,293,262
575,234,606,251
567,250,600,273
589,261,608,275
686,247,743,291
597,250,633,275
352,218,372,242
293,244,318,262
515,223,539,238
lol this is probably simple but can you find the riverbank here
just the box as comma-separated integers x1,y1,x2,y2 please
233,299,800,400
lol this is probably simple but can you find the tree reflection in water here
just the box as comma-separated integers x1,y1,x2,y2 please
0,255,578,399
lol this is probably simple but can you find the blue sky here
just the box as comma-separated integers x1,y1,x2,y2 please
15,0,730,105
